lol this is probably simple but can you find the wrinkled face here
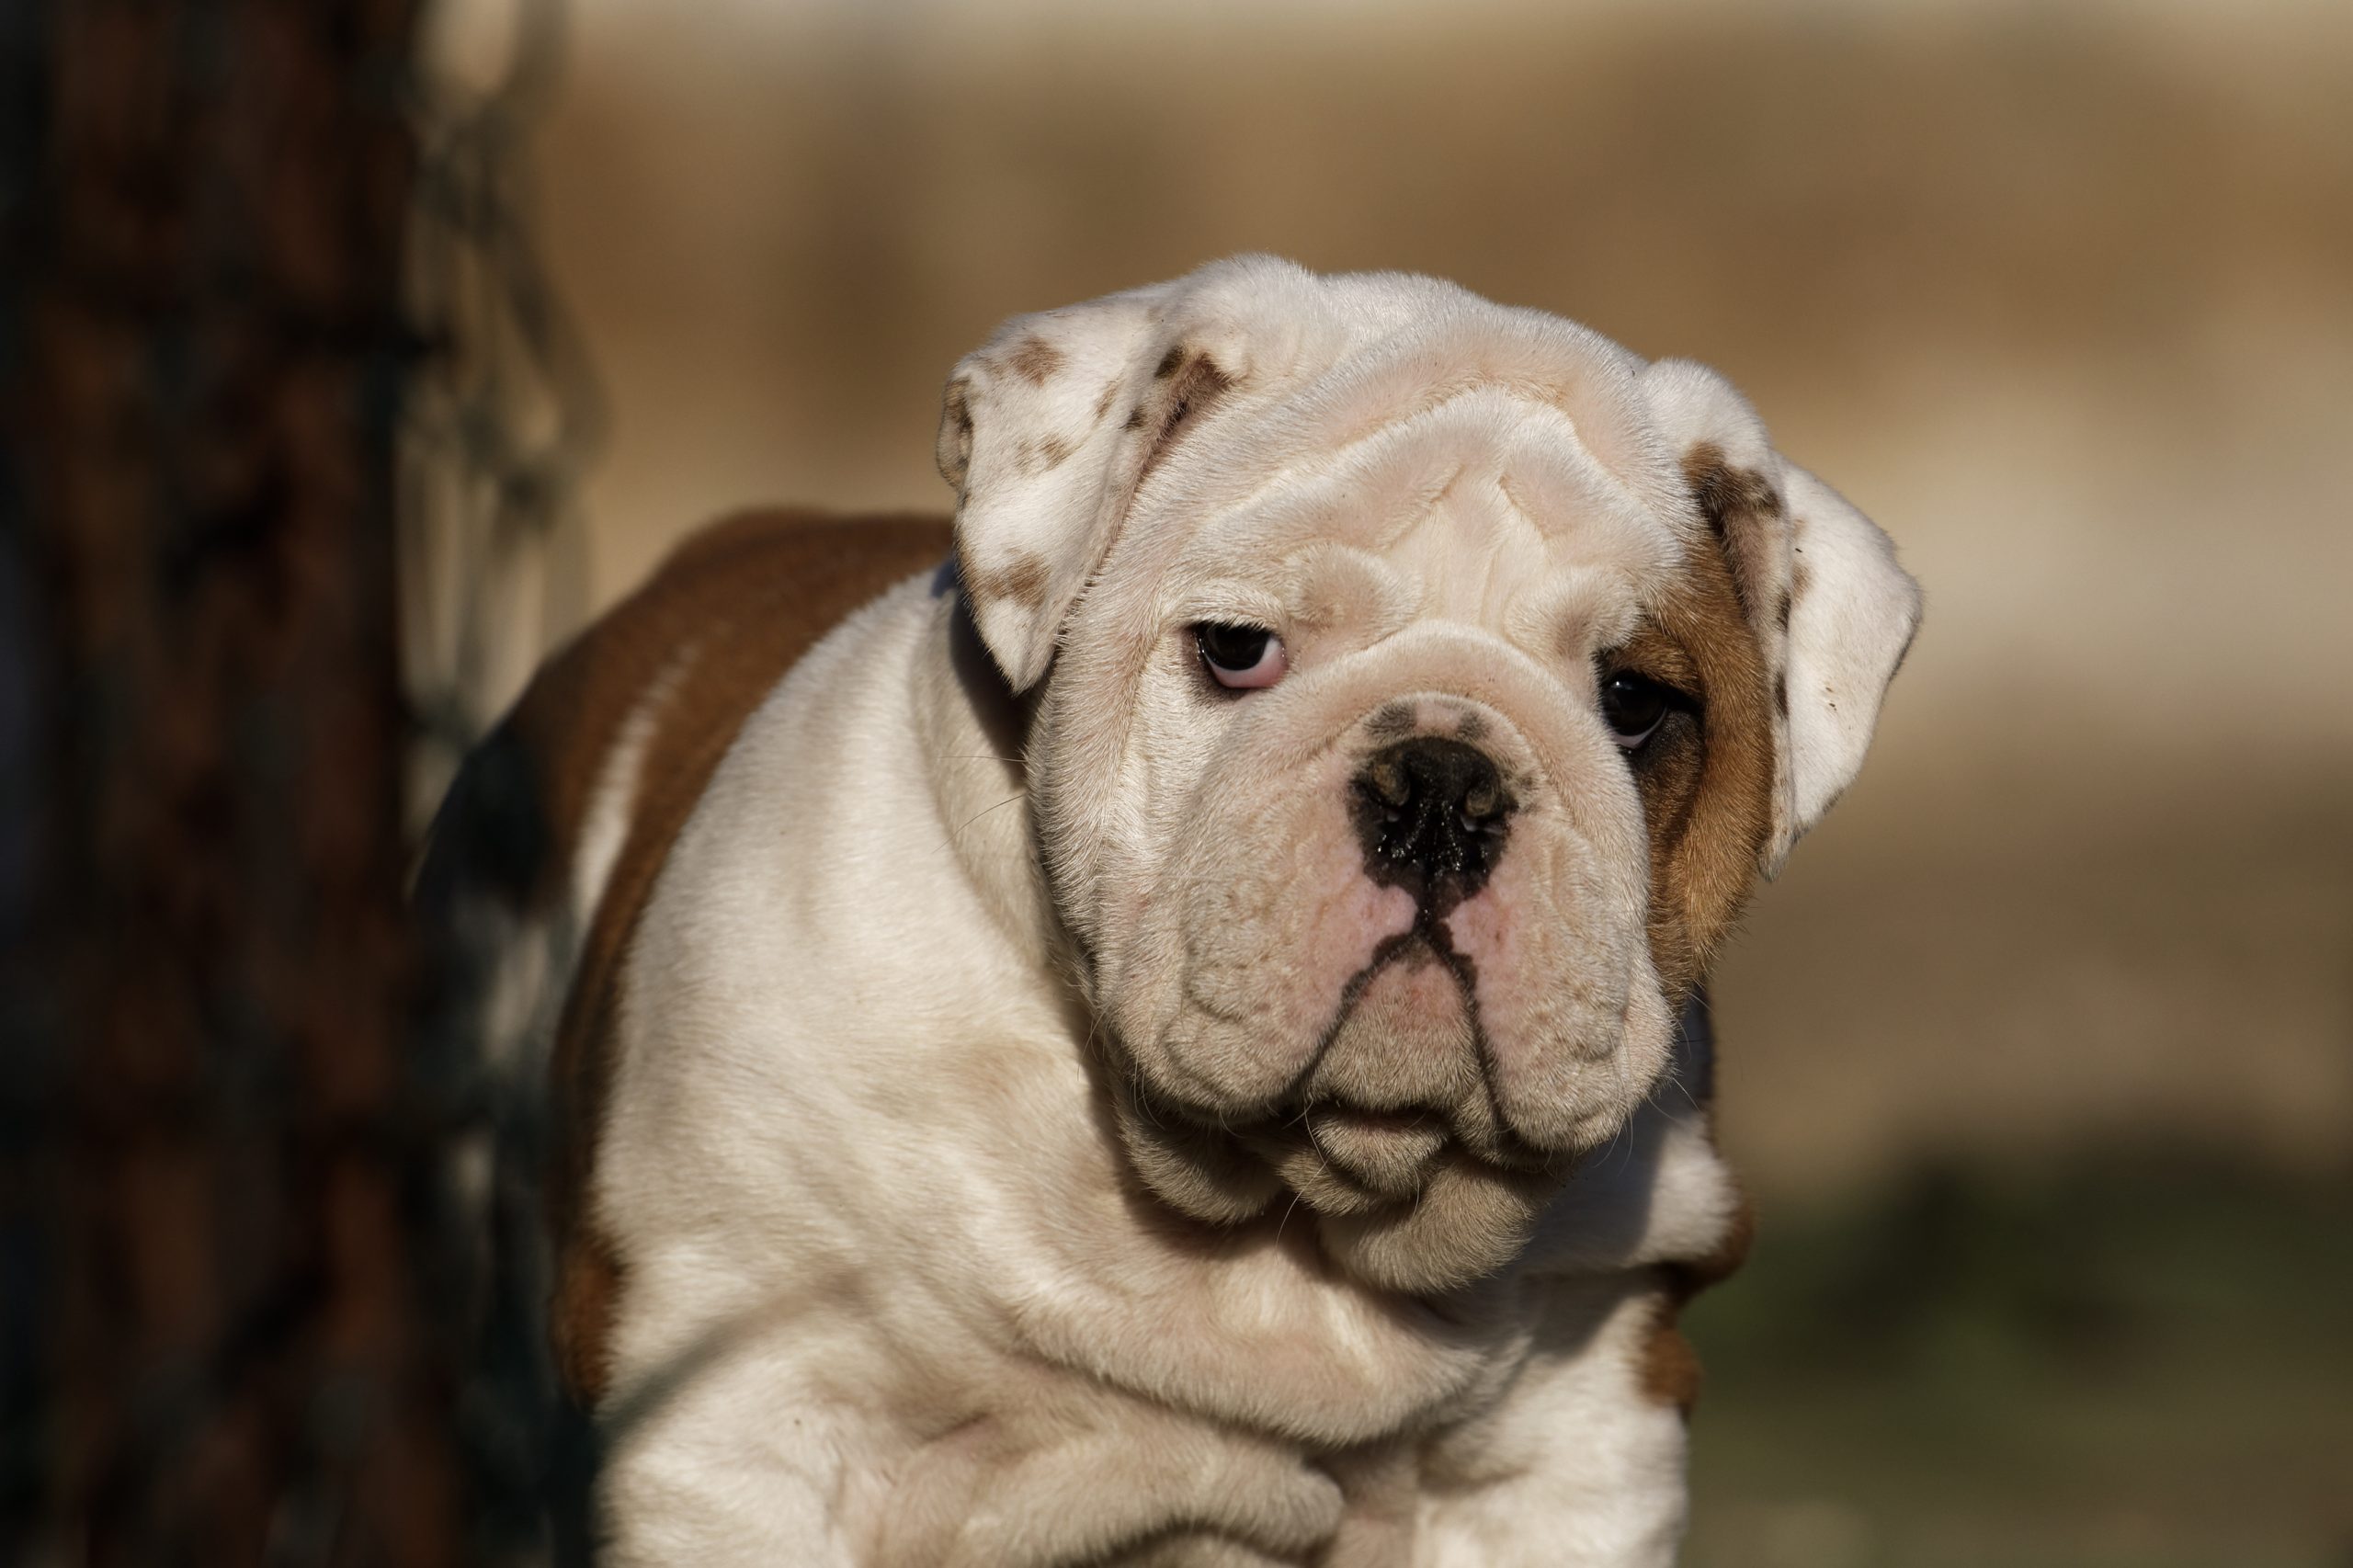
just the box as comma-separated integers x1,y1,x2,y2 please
1025,396,1780,1293
944,261,1918,1294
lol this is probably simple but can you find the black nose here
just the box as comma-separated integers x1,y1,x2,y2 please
1352,736,1511,902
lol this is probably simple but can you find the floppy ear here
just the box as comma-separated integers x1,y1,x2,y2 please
936,286,1237,690
1776,463,1921,845
1642,360,1922,874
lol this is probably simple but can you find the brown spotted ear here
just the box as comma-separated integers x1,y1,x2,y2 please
937,285,1238,690
1643,359,1921,874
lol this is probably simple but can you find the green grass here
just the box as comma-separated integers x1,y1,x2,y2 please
1679,1155,2353,1568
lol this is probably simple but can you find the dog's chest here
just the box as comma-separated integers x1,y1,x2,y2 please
855,1361,1471,1565
844,1268,1658,1567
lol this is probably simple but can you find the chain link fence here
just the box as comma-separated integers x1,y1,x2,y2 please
403,0,601,843
405,1,604,1561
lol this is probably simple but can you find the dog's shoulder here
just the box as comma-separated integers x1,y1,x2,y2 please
418,506,951,1401
426,508,949,907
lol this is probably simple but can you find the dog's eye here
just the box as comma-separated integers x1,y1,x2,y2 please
1599,671,1674,748
1195,622,1288,690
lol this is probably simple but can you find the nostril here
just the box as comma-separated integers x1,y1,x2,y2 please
1363,757,1412,810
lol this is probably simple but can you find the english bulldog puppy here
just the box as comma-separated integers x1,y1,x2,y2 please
425,256,1920,1565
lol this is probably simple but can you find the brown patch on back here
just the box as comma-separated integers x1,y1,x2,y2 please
1005,334,1064,385
450,508,953,1404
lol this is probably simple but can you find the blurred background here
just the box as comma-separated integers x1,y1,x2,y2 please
6,0,2348,1562
468,0,2353,1561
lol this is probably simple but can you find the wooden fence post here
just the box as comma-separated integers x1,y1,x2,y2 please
2,2,463,1562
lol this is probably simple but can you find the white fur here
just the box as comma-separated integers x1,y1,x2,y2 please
573,642,698,936
1780,465,1922,835
572,261,1918,1562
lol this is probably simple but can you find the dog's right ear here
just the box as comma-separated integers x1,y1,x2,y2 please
938,286,1236,691
1641,358,1922,876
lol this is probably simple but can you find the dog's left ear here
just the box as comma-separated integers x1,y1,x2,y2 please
1642,360,1923,875
937,285,1237,691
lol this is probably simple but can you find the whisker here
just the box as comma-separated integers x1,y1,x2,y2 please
1273,1191,1304,1246
1645,1069,1703,1119
951,792,1027,839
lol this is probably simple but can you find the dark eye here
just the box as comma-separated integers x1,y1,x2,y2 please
1194,622,1288,690
1599,671,1675,749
